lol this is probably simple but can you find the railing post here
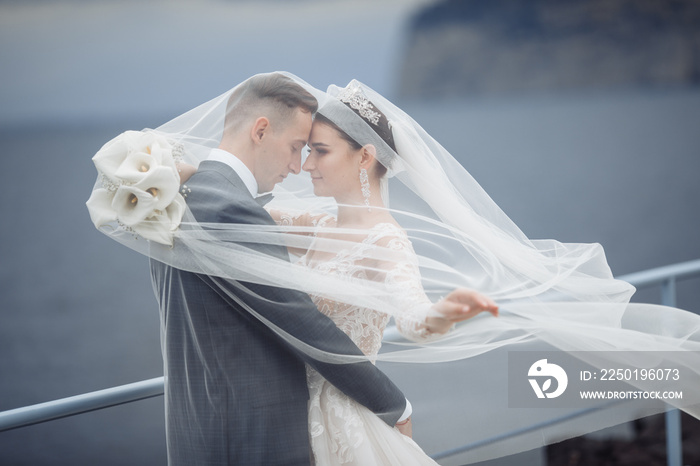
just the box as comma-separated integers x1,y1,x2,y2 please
661,277,682,466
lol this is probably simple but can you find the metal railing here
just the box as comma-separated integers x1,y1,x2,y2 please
0,377,164,433
1,258,699,465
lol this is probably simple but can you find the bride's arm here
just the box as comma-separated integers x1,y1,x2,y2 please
377,235,498,342
177,162,197,184
394,275,498,342
266,208,299,226
266,209,336,256
266,208,333,228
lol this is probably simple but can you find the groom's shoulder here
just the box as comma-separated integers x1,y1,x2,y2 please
185,162,246,199
190,160,238,185
184,167,267,225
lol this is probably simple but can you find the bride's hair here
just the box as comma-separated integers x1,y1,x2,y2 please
223,73,318,135
314,98,395,179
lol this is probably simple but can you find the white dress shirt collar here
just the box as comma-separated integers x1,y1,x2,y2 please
207,148,258,198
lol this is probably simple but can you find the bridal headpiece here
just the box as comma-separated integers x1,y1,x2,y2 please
336,83,381,126
320,80,403,176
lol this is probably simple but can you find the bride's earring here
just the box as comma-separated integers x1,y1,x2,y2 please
359,168,372,212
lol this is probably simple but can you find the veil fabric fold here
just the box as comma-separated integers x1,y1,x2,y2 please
87,72,700,463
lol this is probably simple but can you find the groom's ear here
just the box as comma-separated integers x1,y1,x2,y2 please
359,144,377,167
251,117,270,144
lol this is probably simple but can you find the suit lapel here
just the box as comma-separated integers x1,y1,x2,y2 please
194,160,290,261
196,160,252,199
193,160,280,233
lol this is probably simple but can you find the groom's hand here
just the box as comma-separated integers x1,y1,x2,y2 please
428,288,499,334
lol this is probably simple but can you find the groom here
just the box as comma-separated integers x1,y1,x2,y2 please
149,73,410,465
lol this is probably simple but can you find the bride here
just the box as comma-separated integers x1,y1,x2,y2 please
87,73,700,465
264,85,501,464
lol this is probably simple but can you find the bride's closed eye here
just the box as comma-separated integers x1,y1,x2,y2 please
307,147,327,156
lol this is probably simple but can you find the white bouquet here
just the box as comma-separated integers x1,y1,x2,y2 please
86,130,186,246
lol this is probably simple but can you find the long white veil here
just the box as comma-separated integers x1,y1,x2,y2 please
86,72,700,463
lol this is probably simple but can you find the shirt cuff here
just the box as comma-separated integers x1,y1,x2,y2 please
397,398,412,423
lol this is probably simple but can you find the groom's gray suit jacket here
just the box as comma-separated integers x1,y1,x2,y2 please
150,160,406,465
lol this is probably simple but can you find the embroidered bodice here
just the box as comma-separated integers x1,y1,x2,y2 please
274,209,441,466
275,210,437,356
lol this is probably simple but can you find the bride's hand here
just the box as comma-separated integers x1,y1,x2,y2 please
176,163,197,184
427,288,499,333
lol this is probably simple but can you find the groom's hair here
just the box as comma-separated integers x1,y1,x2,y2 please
223,73,318,136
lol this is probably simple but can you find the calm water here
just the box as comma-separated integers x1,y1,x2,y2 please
1,89,698,465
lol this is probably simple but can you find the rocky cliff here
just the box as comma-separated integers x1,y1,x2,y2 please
398,0,700,98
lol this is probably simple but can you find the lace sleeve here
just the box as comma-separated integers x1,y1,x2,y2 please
266,208,336,256
267,208,335,229
373,231,447,343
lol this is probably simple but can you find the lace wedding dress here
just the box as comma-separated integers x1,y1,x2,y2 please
278,211,440,466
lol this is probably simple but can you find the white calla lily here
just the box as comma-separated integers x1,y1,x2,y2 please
86,188,118,227
92,131,140,182
132,194,187,246
132,166,181,211
114,151,156,184
112,185,158,226
147,135,178,167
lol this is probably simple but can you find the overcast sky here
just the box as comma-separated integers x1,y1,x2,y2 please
0,0,431,126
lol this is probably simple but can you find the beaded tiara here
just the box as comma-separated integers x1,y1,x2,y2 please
319,81,403,176
335,83,381,126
